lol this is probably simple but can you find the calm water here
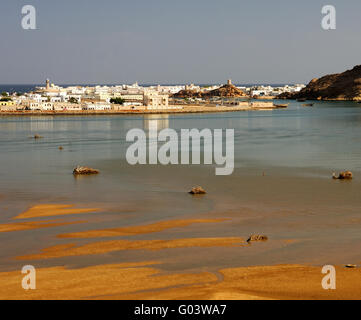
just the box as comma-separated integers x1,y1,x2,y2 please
1,100,361,271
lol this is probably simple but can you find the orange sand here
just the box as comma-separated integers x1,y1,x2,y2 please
17,237,243,260
0,220,84,233
0,262,217,300
58,218,228,239
1,263,360,300
14,204,100,220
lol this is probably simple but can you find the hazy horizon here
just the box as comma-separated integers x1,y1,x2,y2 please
1,0,361,84
0,82,295,86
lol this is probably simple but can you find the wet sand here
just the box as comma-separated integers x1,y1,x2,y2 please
5,206,358,300
57,218,228,239
1,196,361,300
17,237,243,260
14,204,100,220
0,220,85,233
1,263,360,300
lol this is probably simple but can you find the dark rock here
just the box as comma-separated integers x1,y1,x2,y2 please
332,171,353,180
189,186,207,195
247,235,268,243
73,166,99,175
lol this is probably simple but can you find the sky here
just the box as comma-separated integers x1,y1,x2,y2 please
0,0,361,84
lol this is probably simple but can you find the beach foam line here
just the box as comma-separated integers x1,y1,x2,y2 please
14,204,100,220
17,237,243,260
57,218,228,239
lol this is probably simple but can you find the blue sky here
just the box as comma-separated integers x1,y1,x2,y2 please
0,0,361,84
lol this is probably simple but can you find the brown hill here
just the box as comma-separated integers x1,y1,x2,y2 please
172,89,203,99
279,65,361,101
204,84,247,98
172,82,247,99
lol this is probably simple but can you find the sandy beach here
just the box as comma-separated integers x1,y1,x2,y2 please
1,262,360,300
0,200,359,300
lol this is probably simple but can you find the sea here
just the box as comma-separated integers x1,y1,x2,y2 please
0,90,361,272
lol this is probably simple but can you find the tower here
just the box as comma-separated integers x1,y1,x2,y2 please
46,79,50,90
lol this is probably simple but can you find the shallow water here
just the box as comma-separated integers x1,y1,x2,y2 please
0,100,361,272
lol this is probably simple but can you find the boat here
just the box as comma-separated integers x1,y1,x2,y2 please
274,103,289,108
302,103,314,107
297,98,306,102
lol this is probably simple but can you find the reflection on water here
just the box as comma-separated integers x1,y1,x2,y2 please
143,115,169,131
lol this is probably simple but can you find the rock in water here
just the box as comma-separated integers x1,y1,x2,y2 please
247,235,268,243
332,171,353,180
73,166,99,175
189,186,206,195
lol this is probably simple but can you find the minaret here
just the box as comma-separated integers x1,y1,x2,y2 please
46,79,50,90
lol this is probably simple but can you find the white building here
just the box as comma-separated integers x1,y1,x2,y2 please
83,101,112,111
54,102,82,111
144,91,169,109
21,100,54,110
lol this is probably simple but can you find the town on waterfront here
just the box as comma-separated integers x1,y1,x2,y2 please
0,80,305,113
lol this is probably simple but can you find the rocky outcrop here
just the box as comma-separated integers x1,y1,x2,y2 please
172,89,203,99
203,84,247,98
173,84,247,99
189,186,206,195
279,65,361,101
247,235,268,243
332,171,353,180
73,166,99,175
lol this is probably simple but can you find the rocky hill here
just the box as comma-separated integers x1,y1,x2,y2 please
173,83,247,99
203,84,247,98
279,65,361,101
172,89,203,99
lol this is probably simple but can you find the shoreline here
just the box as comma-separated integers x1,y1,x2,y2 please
0,104,284,116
